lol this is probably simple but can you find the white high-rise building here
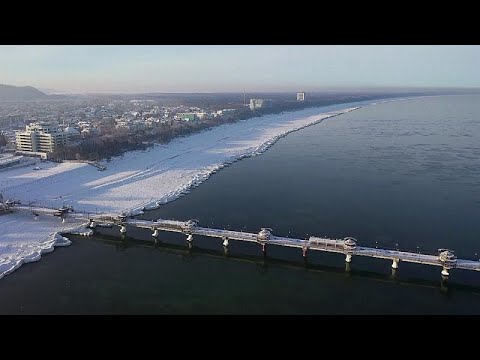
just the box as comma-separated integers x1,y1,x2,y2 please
15,122,68,155
297,92,306,101
249,99,272,110
249,99,264,110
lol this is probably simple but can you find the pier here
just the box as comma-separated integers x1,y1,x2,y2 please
98,215,480,278
6,202,480,278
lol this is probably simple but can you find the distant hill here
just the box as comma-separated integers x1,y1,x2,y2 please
0,84,48,101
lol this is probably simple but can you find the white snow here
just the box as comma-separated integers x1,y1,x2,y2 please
1,105,362,216
0,211,84,279
0,102,369,279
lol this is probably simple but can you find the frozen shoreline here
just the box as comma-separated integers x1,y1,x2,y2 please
0,211,85,279
0,105,367,217
0,97,412,279
127,105,362,216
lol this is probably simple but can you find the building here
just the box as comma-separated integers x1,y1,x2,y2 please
195,112,208,120
176,113,197,122
64,126,80,140
0,154,23,170
15,122,68,155
297,92,306,101
249,99,271,110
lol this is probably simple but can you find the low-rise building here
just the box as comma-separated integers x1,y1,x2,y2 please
0,154,23,169
176,113,197,122
195,112,208,120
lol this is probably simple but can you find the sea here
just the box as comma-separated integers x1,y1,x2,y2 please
0,94,479,314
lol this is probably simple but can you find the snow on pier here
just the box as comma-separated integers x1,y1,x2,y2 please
97,215,480,278
6,200,480,279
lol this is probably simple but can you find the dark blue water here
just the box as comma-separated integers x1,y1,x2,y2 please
0,94,479,314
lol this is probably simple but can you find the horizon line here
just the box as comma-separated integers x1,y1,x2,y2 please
44,86,480,96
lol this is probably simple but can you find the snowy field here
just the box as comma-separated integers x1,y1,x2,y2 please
0,100,390,279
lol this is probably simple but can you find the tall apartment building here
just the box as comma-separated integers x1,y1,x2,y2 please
15,122,68,155
297,92,306,101
249,99,272,110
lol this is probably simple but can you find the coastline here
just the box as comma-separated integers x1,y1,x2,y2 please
126,105,362,216
0,212,80,279
0,96,417,280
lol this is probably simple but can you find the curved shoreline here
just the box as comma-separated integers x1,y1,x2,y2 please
0,96,420,280
0,231,72,280
128,106,362,216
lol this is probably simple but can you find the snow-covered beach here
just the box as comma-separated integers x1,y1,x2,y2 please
0,211,78,279
0,101,383,279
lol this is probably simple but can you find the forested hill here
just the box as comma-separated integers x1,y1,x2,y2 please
0,84,48,101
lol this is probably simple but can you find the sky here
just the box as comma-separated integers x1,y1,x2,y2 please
1,45,480,94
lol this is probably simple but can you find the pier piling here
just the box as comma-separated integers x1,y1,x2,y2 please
11,204,480,280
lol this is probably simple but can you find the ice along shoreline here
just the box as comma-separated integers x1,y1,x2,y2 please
0,97,412,280
126,105,363,217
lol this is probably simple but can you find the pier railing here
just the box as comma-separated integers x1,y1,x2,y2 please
7,203,480,278
101,216,480,278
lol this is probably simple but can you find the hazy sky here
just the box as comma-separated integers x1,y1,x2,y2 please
1,45,479,93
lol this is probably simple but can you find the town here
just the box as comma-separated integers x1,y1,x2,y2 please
0,92,315,167
0,86,437,170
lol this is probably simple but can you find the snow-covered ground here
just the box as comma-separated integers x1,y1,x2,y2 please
1,105,362,216
0,211,82,279
0,100,392,279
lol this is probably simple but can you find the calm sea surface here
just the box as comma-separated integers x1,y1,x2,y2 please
1,94,480,314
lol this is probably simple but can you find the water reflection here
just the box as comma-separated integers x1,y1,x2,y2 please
81,233,480,296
